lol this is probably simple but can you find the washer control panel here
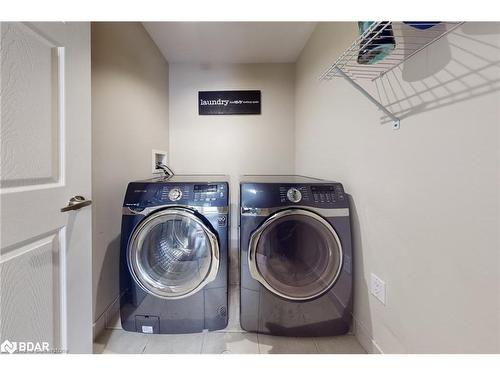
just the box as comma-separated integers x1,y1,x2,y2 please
124,181,228,208
193,184,224,204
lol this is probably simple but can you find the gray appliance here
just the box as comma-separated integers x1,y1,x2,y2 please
239,175,352,336
120,175,229,334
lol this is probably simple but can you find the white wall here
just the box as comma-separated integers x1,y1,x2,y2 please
91,22,170,334
295,22,500,353
169,63,296,282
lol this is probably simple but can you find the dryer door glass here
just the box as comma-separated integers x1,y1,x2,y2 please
128,208,219,299
249,209,342,300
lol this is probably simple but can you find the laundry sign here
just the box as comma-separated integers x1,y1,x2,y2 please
198,90,261,115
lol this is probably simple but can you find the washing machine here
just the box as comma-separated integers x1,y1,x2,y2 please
120,175,229,334
239,175,352,336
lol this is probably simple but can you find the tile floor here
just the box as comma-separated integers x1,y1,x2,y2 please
94,285,366,354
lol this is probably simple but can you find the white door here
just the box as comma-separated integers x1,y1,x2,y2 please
0,22,92,353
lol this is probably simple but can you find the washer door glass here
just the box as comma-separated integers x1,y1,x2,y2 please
249,209,342,301
128,208,219,299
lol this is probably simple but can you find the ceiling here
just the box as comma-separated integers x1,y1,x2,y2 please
143,22,317,64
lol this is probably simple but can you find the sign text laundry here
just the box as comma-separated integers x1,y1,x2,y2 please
198,90,261,115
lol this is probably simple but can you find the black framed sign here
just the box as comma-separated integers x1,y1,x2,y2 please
198,90,261,115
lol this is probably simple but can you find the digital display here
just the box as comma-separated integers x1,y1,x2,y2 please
311,186,335,193
194,184,218,193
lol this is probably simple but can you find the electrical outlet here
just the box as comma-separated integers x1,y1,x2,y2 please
370,273,386,305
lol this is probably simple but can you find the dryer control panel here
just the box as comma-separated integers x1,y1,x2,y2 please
310,185,345,203
241,182,347,209
279,184,345,205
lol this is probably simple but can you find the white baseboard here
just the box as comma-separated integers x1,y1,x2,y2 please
353,316,384,354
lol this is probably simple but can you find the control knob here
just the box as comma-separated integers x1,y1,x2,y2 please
168,188,182,201
286,188,302,203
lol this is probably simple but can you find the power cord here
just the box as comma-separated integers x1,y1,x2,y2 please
155,162,174,179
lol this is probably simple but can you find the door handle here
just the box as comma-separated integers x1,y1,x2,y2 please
61,196,92,212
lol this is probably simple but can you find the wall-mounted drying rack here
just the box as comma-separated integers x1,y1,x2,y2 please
320,21,465,130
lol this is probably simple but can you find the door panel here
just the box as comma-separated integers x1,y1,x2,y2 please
1,23,62,189
0,233,62,349
0,22,91,353
248,209,343,301
128,208,219,299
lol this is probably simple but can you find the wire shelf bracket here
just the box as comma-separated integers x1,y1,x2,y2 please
320,21,465,130
334,67,401,130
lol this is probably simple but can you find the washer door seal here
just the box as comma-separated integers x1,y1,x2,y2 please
127,207,219,299
248,208,343,301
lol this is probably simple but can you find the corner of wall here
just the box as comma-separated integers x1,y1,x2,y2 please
91,22,170,327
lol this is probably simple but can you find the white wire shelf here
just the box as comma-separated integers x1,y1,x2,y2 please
320,21,465,130
320,21,465,82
